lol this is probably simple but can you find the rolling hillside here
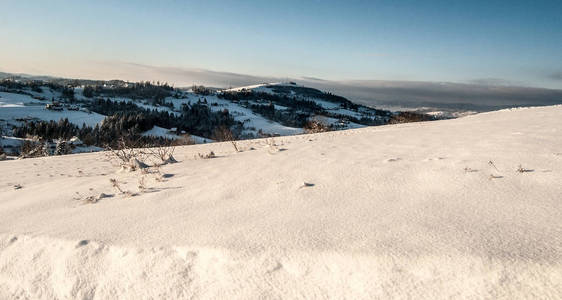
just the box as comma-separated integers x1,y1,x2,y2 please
1,78,429,156
1,105,561,299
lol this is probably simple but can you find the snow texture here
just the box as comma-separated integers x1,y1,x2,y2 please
0,105,561,299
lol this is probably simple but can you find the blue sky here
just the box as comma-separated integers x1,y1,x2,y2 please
1,0,561,88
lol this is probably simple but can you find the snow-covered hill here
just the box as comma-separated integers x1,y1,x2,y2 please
1,105,561,299
1,80,399,156
0,91,105,127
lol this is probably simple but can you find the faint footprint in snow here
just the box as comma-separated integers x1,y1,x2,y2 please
174,247,198,262
266,262,283,274
299,182,315,189
76,240,89,248
424,157,446,162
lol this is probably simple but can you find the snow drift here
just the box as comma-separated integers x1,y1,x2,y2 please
1,106,561,299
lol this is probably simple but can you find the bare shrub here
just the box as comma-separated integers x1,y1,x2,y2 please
389,112,434,124
54,140,72,155
106,136,151,171
19,138,48,158
138,176,147,193
265,138,281,154
0,139,6,160
149,142,177,165
107,137,147,162
488,160,499,172
152,165,164,182
517,164,533,173
74,192,111,204
109,178,137,197
231,141,240,152
109,178,124,194
304,119,330,134
84,195,98,203
123,190,136,197
197,151,216,159
171,134,195,146
213,126,240,152
191,85,212,95
122,158,150,172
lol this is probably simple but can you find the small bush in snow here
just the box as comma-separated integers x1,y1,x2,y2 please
75,192,111,204
517,164,533,173
191,85,212,95
304,119,330,134
213,126,240,152
109,178,124,194
138,176,147,193
54,140,72,155
488,160,499,171
106,137,149,170
197,151,216,159
149,143,177,165
19,139,49,158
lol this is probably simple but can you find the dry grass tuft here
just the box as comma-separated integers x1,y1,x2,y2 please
488,160,499,171
197,151,216,159
516,164,533,173
109,178,124,194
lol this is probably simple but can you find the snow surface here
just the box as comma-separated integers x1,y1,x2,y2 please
109,97,177,115
204,94,305,136
141,125,213,144
141,125,181,140
1,105,562,299
313,115,365,130
222,82,280,93
189,134,213,144
0,83,367,145
222,82,374,128
0,92,104,127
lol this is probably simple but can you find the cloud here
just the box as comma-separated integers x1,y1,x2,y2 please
300,76,327,82
301,79,562,111
547,71,562,80
93,62,280,88
467,78,524,86
4,61,562,112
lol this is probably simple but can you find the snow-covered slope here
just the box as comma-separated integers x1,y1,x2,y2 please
1,105,561,299
179,93,306,137
0,91,104,127
2,81,379,150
